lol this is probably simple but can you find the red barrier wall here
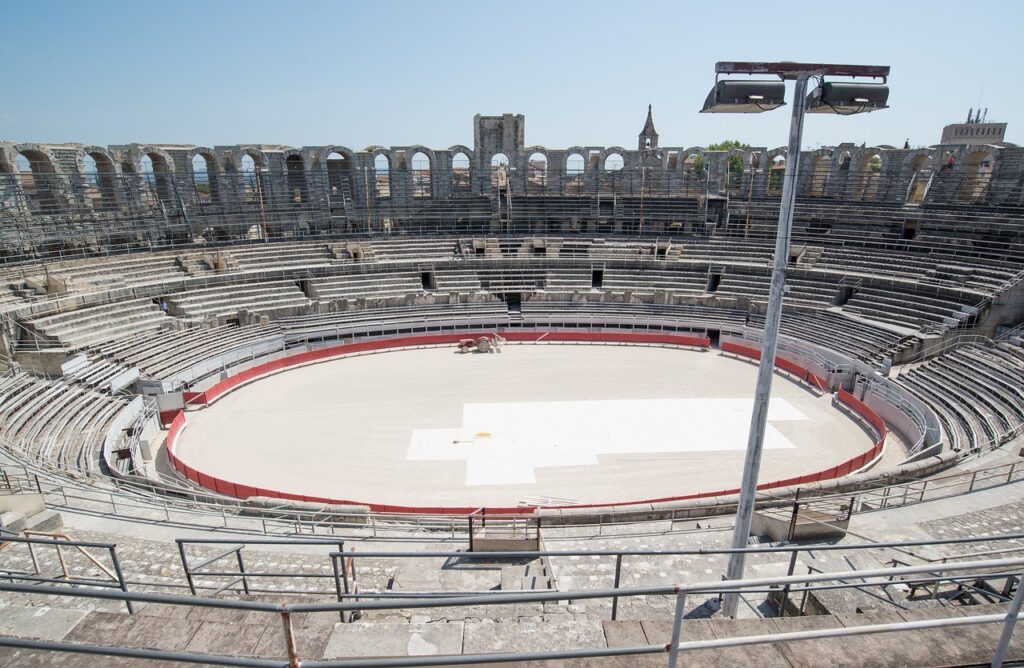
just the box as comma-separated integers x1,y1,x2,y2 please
164,331,887,514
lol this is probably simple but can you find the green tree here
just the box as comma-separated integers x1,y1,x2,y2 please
868,155,882,173
708,140,751,178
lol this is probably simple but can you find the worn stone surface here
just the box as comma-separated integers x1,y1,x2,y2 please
462,619,604,654
324,621,464,659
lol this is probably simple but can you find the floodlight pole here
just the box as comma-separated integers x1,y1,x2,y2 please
722,72,810,619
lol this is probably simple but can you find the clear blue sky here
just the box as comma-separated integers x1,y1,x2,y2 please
2,0,1021,151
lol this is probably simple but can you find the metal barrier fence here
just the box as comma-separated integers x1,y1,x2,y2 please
1,442,1022,541
0,555,1020,667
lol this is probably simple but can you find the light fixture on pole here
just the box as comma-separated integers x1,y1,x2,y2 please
700,62,889,619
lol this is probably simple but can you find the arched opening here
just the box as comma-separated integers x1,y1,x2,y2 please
808,153,832,196
326,152,351,196
374,154,391,198
491,153,509,188
141,152,172,203
85,152,118,210
838,152,852,172
683,153,706,196
768,155,786,194
13,151,56,214
906,154,932,204
239,154,262,205
411,151,431,198
286,155,308,203
452,152,470,190
601,153,625,194
565,153,585,194
853,153,882,200
957,151,995,203
191,154,214,203
527,152,548,191
604,153,624,171
12,151,58,213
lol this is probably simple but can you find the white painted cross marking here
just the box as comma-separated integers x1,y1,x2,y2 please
407,397,806,485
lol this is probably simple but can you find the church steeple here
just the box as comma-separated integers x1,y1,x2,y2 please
639,104,659,150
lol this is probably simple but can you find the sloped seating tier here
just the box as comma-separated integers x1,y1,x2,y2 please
519,300,747,329
164,280,311,321
94,323,285,381
276,302,510,342
226,242,335,271
23,298,171,350
896,344,1024,453
0,372,126,472
310,271,423,300
747,310,907,364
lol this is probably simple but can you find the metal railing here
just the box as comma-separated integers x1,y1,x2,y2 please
0,555,1020,667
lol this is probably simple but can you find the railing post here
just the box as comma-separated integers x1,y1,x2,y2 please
235,548,250,595
969,471,978,492
778,547,801,617
991,572,1024,668
666,588,688,668
280,609,301,668
109,546,134,615
611,554,623,621
176,540,196,596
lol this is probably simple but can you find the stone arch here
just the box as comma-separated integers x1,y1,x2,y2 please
285,154,308,203
604,152,625,171
490,153,510,187
11,144,60,213
901,149,934,204
599,146,629,170
324,148,354,196
852,149,884,200
765,150,787,195
235,149,267,206
187,147,219,204
449,146,472,191
526,150,548,191
80,146,119,210
957,148,997,203
807,149,833,196
373,151,391,198
410,150,432,197
565,150,585,194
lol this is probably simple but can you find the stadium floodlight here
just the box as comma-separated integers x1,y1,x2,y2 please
700,80,787,113
806,81,890,114
703,61,890,620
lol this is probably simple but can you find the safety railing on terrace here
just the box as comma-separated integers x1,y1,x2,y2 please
1,444,1023,541
0,554,1020,667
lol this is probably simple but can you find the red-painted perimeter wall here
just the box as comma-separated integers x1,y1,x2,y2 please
165,332,884,514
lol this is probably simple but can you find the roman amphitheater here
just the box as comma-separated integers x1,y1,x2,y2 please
1,111,1023,666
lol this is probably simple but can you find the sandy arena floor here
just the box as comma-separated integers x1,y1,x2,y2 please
173,344,876,507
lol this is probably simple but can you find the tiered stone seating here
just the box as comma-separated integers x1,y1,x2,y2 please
311,271,422,301
226,242,336,271
0,373,126,472
896,343,1024,452
601,267,707,295
365,238,460,262
520,300,747,329
165,280,310,321
95,323,285,382
749,310,908,364
276,302,510,341
843,286,977,330
41,255,186,292
23,299,171,350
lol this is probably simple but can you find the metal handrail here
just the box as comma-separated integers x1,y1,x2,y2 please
0,556,1019,667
